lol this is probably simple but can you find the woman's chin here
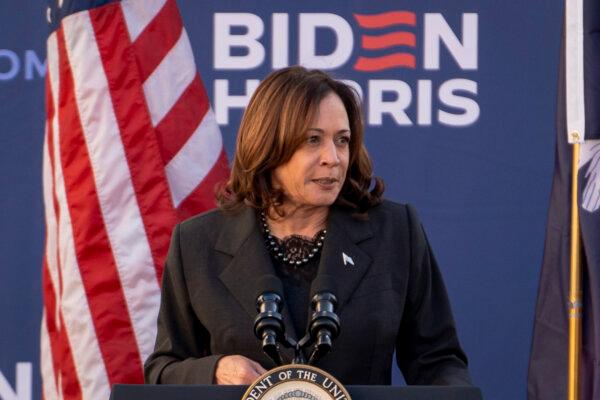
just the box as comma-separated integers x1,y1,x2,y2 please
305,192,341,208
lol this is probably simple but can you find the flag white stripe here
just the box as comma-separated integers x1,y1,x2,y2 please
40,310,60,400
121,0,167,42
42,130,62,396
165,108,222,206
49,43,110,398
565,0,585,143
63,12,161,362
143,29,196,126
45,34,63,332
42,116,62,400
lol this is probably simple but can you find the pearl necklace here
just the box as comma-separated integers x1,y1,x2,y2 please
260,211,326,267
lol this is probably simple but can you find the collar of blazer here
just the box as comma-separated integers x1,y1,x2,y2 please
215,205,374,353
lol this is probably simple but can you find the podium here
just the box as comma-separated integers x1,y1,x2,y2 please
110,384,483,400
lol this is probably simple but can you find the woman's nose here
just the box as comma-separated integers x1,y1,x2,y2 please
319,140,340,166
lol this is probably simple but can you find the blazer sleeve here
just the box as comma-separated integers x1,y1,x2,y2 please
395,205,472,385
144,223,223,384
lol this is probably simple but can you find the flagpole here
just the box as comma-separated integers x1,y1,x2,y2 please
568,141,582,400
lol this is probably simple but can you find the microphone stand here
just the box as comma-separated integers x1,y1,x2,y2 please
255,291,340,366
306,292,340,365
254,293,285,366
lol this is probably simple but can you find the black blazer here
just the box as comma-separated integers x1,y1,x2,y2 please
144,200,470,385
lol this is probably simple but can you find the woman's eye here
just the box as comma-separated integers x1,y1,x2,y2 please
337,136,350,145
307,135,320,144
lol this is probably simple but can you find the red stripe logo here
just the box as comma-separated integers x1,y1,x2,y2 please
353,11,417,71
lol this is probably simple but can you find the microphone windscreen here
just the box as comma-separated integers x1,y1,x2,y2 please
254,274,284,299
310,274,338,298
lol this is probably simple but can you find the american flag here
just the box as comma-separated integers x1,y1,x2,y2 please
41,0,229,398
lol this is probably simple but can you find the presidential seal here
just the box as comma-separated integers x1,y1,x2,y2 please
242,365,351,400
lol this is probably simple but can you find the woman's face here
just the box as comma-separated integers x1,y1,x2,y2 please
272,92,350,211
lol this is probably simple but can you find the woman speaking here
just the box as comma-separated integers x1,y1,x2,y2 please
144,66,471,386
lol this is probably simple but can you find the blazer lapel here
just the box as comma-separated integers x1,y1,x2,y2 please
216,207,298,362
312,206,373,316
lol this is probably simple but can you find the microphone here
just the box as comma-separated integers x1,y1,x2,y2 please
253,275,285,366
308,274,340,365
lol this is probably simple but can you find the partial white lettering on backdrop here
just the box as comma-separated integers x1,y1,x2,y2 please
0,50,46,81
0,363,32,400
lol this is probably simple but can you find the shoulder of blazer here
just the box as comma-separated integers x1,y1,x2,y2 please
170,207,256,254
361,199,413,229
177,206,259,257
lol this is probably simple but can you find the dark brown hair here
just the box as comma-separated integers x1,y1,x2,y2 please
218,66,384,213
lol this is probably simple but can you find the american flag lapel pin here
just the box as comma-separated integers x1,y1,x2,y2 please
342,252,355,267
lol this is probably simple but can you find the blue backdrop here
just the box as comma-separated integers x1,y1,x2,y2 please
0,1,562,399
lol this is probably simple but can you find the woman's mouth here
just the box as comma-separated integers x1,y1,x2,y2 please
312,178,338,188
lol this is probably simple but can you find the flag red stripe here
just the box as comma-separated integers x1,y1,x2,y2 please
132,0,182,82
155,74,209,164
41,259,61,394
56,26,144,385
89,4,177,279
176,149,229,220
42,259,83,399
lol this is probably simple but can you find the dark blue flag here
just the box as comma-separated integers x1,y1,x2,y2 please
528,0,600,398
